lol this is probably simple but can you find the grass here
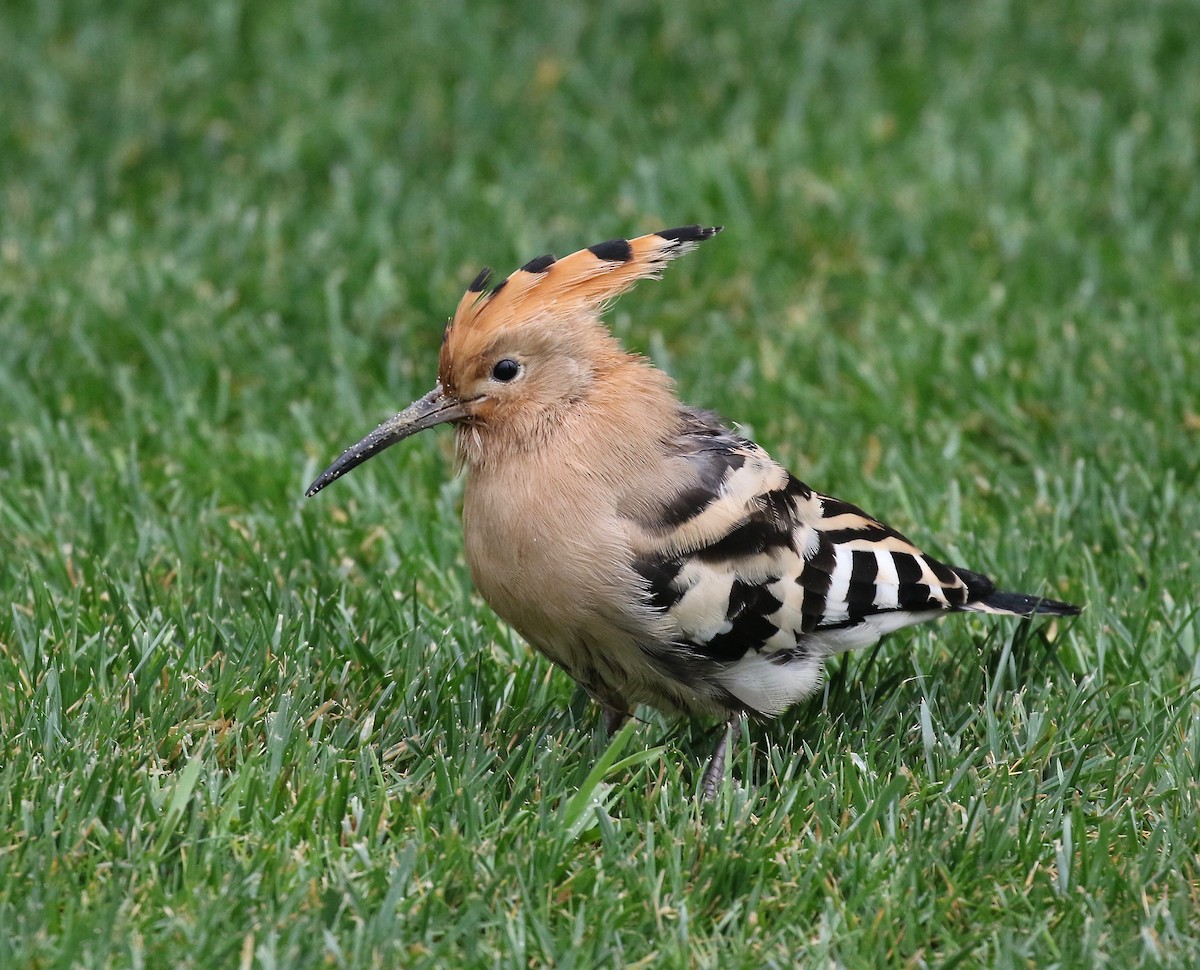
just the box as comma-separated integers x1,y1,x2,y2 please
2,0,1198,966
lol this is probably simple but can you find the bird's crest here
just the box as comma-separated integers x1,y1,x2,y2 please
440,226,721,385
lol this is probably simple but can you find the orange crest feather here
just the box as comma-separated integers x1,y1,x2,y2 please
446,225,721,341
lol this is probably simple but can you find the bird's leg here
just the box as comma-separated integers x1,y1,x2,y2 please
602,705,632,737
700,717,741,800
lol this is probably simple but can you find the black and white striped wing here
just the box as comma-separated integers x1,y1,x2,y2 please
626,410,993,712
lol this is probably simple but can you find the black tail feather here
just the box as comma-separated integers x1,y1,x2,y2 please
977,590,1081,617
949,565,1081,617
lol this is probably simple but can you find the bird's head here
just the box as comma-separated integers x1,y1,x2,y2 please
305,225,722,496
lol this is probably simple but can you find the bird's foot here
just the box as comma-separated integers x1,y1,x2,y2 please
700,718,741,800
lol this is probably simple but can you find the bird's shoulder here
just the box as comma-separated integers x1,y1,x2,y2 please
624,408,990,660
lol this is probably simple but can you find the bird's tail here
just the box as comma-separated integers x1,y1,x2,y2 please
965,590,1081,617
950,566,1081,617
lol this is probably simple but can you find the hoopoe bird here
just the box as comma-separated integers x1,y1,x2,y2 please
306,226,1080,797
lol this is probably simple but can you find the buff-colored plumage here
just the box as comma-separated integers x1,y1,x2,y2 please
307,225,1080,797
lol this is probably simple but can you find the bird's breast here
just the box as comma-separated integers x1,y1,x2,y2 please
460,460,652,660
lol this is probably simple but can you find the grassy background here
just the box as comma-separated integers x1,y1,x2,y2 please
2,0,1198,966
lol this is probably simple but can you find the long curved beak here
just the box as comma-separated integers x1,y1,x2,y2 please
305,384,468,497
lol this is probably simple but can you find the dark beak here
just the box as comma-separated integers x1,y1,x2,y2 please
305,384,468,497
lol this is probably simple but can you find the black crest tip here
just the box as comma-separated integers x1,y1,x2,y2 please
657,225,723,244
467,267,493,292
588,238,634,262
521,253,557,274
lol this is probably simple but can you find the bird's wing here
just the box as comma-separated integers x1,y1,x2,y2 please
625,409,988,664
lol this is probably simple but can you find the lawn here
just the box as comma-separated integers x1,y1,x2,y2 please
2,0,1198,966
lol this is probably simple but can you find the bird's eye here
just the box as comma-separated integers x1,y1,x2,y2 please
491,358,521,382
